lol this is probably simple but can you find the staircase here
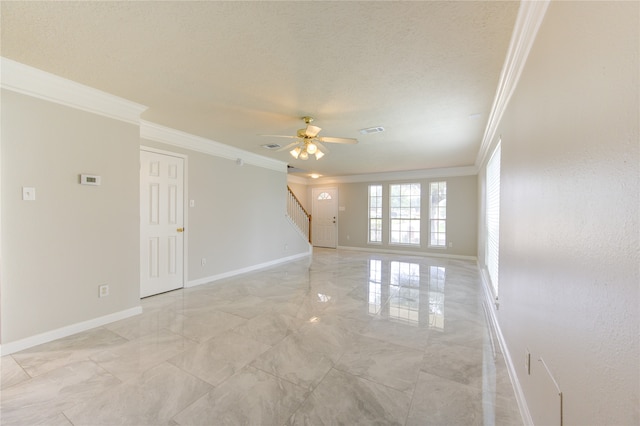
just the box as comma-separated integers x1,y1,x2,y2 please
287,186,311,243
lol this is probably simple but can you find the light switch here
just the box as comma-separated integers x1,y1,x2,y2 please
189,200,195,207
22,187,36,201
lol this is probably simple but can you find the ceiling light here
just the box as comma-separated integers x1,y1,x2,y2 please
289,143,325,161
306,142,317,154
310,174,320,179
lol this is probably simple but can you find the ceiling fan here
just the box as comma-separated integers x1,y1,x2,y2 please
262,116,358,160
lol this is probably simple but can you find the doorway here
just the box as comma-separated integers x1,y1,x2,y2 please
140,148,186,297
312,187,338,248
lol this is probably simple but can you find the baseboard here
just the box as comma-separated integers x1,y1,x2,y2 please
0,306,143,356
187,249,312,288
479,265,534,426
336,245,477,261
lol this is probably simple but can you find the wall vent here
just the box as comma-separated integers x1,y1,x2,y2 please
261,143,281,150
359,126,385,135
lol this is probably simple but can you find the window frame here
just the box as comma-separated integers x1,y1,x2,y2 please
389,183,421,246
368,184,383,244
486,142,501,296
428,181,447,248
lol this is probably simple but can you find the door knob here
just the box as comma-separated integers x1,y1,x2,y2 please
177,227,184,233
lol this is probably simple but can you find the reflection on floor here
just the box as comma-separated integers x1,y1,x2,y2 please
1,248,522,425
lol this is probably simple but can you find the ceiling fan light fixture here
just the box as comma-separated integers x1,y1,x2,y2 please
314,150,325,160
306,142,318,154
299,150,309,160
290,147,301,159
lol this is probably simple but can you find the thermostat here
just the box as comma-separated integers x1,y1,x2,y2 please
80,174,101,186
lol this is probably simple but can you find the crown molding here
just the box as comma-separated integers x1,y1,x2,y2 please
475,0,551,168
140,120,287,173
0,57,147,124
311,165,478,185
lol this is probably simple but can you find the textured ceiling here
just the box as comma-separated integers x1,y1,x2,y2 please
1,1,519,177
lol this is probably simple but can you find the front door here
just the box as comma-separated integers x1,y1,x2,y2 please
140,149,185,298
312,187,338,248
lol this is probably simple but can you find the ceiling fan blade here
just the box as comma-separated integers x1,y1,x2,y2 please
318,136,358,144
260,134,299,139
276,141,301,152
305,125,322,138
315,141,330,153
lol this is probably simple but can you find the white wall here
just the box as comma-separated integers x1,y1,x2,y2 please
478,2,639,424
1,89,141,345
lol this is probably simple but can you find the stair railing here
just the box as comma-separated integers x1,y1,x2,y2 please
287,186,311,243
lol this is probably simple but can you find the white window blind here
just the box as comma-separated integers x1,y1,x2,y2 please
486,142,501,296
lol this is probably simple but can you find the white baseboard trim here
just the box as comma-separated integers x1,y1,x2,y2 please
0,306,143,356
336,245,477,261
187,249,312,288
479,266,534,426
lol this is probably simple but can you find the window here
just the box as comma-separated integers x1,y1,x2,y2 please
368,185,382,243
389,183,421,245
486,142,501,296
429,181,446,247
317,192,332,200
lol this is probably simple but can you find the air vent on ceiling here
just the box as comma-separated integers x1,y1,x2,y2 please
359,126,385,135
261,143,281,150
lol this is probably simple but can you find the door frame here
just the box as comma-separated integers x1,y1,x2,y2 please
311,186,338,248
140,146,189,295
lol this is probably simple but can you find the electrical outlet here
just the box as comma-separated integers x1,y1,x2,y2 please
525,349,531,375
201,258,206,267
99,284,109,298
284,244,288,251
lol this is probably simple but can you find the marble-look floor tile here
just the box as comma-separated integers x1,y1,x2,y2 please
360,316,431,350
11,327,128,378
0,249,522,426
406,371,484,426
335,335,423,393
287,368,411,425
173,365,308,425
167,309,246,343
231,312,305,346
421,342,484,387
168,330,271,386
428,318,487,349
1,355,30,389
64,362,211,425
104,308,184,340
216,295,279,319
249,332,335,391
90,329,195,382
0,360,120,425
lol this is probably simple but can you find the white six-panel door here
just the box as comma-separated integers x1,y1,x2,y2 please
140,149,185,298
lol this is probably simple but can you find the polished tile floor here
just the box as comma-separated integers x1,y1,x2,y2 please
1,248,522,425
